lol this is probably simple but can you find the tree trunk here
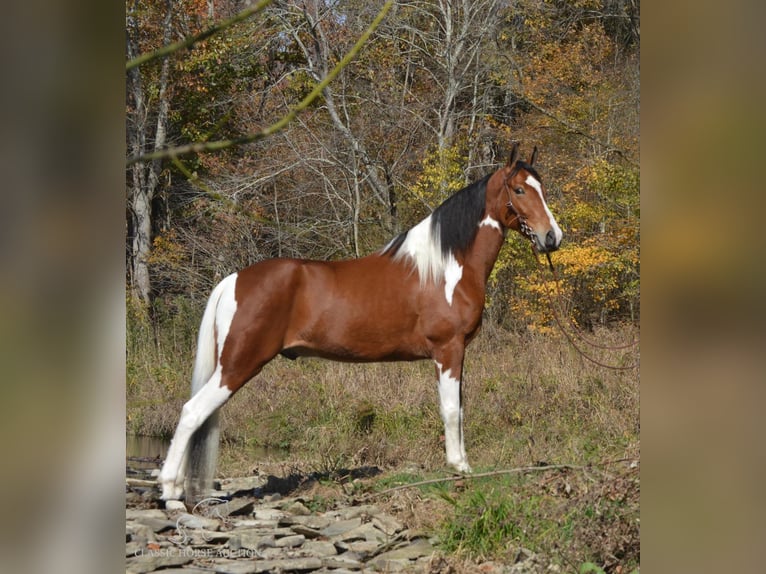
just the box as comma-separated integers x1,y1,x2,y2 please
126,0,173,304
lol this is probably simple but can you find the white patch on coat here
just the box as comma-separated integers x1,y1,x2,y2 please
389,214,446,285
525,175,563,244
443,254,463,306
479,215,502,233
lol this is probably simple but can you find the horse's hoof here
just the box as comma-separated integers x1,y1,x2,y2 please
450,461,473,474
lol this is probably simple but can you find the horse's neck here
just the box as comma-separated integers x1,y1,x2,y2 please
463,223,507,286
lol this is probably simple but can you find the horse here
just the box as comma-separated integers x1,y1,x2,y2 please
158,143,562,501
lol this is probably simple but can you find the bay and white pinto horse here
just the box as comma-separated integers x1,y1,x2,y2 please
159,143,562,501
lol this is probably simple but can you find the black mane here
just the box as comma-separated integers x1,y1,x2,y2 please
431,173,490,256
383,173,490,259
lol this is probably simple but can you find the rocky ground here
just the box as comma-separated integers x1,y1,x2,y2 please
127,463,455,574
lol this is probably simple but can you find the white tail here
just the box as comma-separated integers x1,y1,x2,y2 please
184,278,229,502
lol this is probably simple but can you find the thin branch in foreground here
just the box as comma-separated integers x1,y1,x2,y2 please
126,0,273,71
371,458,637,497
127,0,395,166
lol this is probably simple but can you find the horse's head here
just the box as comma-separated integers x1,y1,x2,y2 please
490,143,563,253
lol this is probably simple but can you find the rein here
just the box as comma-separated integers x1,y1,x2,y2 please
501,170,638,370
533,249,639,371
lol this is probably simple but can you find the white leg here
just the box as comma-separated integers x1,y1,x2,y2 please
158,372,231,500
436,362,472,473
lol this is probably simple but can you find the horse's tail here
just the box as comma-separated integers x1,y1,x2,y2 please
185,277,229,503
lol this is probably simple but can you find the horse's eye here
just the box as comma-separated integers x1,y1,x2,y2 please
514,187,525,195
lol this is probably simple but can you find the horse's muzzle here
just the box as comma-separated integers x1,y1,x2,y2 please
534,229,561,253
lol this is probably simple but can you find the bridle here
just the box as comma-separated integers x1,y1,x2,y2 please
502,170,535,242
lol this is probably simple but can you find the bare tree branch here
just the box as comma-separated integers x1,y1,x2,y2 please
126,0,395,166
521,97,639,167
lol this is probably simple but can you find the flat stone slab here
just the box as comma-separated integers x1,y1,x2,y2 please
321,551,365,570
319,517,362,538
280,514,332,530
130,516,177,533
219,498,256,517
338,521,388,544
228,531,275,551
303,539,338,557
210,557,324,573
274,533,306,548
126,552,193,574
127,509,168,520
368,538,435,566
216,476,269,496
289,523,323,539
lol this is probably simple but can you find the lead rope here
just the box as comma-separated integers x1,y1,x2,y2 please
533,249,639,371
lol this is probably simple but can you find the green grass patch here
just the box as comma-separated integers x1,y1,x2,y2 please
428,465,639,571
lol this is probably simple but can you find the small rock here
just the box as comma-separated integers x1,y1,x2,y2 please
175,512,220,530
230,518,280,529
274,534,305,548
303,539,338,557
285,500,312,515
253,507,285,521
332,504,379,521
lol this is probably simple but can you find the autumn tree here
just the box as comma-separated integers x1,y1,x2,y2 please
127,0,640,332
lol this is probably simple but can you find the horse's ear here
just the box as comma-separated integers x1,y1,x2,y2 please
529,146,538,166
507,142,519,167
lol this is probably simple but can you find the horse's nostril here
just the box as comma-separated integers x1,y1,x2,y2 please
545,230,557,249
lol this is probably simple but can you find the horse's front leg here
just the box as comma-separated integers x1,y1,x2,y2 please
433,344,472,473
